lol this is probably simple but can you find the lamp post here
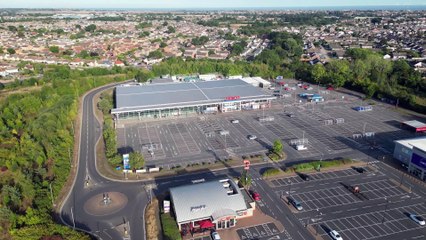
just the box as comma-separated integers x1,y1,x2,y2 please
288,180,293,198
400,171,404,186
315,209,323,235
382,198,389,224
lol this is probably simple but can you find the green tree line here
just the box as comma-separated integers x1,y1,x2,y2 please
0,65,138,239
301,49,426,112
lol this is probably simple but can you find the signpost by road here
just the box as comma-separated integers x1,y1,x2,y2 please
244,160,251,170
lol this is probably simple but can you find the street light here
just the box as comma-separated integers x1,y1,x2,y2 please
288,180,293,198
315,208,322,235
381,198,389,224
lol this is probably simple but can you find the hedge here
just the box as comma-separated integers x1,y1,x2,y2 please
262,168,282,177
161,213,182,240
292,159,354,172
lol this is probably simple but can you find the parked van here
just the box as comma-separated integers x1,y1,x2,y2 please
296,145,307,150
219,130,229,136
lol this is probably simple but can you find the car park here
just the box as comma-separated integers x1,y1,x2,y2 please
248,135,257,140
288,197,303,211
252,192,261,201
329,230,343,240
409,214,425,225
211,231,221,240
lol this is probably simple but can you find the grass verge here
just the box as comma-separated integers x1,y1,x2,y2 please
146,198,161,240
287,158,354,173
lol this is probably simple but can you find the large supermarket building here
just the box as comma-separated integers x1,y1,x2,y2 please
111,79,276,120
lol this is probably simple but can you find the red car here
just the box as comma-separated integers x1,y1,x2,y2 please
327,86,334,91
252,192,261,201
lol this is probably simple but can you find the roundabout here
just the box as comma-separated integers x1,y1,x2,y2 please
83,192,128,217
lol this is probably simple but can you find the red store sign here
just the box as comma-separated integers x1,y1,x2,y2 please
225,96,240,101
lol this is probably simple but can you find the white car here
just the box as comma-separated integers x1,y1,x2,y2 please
248,135,257,140
410,214,425,225
211,231,221,240
231,119,239,124
329,230,343,240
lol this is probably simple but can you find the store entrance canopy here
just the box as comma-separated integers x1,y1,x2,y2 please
199,220,214,229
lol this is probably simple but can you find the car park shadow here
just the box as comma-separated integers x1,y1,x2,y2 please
319,224,331,234
403,212,412,218
117,146,134,155
384,120,403,128
255,138,272,150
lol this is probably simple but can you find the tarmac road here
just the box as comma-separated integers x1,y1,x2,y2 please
60,83,149,240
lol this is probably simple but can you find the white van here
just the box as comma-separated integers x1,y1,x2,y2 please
296,145,307,150
219,130,230,136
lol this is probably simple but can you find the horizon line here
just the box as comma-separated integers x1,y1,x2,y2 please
1,4,426,10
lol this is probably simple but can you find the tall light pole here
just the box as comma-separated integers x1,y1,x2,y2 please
288,180,293,198
382,198,389,224
315,208,323,235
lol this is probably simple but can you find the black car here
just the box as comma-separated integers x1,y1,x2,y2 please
299,173,311,181
354,167,366,173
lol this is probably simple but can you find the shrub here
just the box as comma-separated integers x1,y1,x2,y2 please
262,168,281,177
268,152,280,161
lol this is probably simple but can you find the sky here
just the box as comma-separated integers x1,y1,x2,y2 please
0,0,424,9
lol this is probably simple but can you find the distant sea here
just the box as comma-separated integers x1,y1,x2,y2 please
80,5,426,11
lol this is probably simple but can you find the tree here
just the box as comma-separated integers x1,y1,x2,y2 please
77,50,89,59
325,60,350,88
311,64,326,84
136,22,152,29
7,48,15,54
273,139,283,155
129,152,145,169
97,98,112,115
135,69,153,82
49,46,59,54
75,24,81,30
0,46,3,54
239,170,252,189
84,24,97,33
62,49,73,56
160,42,167,48
148,50,163,59
162,21,168,26
8,25,17,32
139,31,150,37
167,26,175,34
191,36,209,46
231,40,247,55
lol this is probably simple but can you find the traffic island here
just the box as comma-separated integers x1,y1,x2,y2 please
83,192,128,216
